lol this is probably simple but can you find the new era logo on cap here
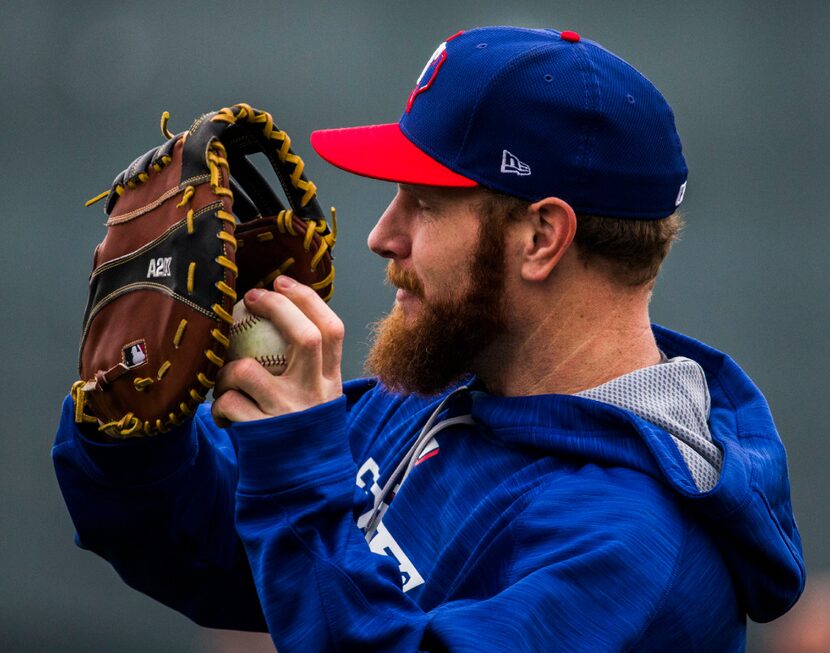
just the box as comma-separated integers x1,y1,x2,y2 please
500,150,531,176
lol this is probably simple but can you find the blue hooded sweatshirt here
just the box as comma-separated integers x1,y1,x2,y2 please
52,325,804,651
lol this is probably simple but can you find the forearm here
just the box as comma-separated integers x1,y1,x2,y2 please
232,396,430,651
52,395,266,631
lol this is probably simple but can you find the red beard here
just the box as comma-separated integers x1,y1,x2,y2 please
365,215,508,396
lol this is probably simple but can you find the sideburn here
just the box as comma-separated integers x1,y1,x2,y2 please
365,212,509,396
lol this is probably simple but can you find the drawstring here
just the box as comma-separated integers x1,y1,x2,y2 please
363,386,474,539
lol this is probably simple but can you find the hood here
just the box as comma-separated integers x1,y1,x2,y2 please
465,324,805,623
576,352,722,493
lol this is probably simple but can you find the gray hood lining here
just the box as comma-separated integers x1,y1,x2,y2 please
576,356,723,492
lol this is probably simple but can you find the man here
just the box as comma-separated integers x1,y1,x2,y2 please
54,26,804,651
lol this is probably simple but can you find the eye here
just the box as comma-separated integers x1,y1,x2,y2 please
413,196,437,217
401,187,441,220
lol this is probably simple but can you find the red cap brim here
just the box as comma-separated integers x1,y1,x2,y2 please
310,123,477,187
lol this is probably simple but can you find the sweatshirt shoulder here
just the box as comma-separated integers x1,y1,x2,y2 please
496,463,689,601
514,463,690,557
509,463,740,650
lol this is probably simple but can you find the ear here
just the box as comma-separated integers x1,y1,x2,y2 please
517,197,577,282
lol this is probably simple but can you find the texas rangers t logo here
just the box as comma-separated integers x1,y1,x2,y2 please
406,31,463,113
355,456,425,592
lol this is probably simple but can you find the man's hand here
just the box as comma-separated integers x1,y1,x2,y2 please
212,275,344,427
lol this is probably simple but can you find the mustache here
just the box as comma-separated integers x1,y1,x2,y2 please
386,263,425,299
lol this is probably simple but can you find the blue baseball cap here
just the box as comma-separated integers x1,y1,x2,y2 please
311,26,687,219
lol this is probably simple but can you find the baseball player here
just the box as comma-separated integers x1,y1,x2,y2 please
54,27,804,651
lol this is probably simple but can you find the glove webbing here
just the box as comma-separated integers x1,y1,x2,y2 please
211,103,318,208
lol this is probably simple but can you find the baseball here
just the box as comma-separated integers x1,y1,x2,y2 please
226,300,289,375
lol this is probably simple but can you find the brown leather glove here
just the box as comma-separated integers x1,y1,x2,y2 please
72,103,336,438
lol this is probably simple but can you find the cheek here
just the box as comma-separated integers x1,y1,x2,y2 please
412,217,481,298
423,258,475,303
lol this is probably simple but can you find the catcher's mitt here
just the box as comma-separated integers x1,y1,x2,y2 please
71,103,336,438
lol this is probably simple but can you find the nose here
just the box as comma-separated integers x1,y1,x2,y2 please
367,189,410,260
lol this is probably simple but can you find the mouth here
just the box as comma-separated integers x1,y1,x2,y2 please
395,288,418,305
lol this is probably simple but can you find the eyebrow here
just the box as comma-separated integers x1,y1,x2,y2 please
399,183,479,207
399,183,423,195
399,184,445,202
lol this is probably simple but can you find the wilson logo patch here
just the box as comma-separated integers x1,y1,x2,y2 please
147,257,172,278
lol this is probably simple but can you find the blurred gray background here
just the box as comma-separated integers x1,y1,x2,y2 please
1,0,827,651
